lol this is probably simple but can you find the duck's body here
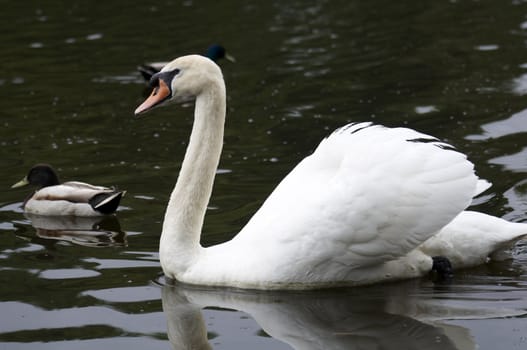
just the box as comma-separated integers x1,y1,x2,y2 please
12,164,125,217
135,55,527,290
137,44,234,82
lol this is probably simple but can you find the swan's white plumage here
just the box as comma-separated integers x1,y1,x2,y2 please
137,55,527,289
420,210,527,267
234,123,477,265
185,123,482,287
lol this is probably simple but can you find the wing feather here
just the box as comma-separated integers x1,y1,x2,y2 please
234,123,479,269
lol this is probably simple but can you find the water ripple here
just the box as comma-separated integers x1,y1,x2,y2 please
82,285,160,303
466,108,527,140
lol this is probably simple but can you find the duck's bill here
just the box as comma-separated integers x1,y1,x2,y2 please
134,79,171,115
225,53,236,63
11,177,29,189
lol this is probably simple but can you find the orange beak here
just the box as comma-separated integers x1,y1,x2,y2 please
134,79,172,115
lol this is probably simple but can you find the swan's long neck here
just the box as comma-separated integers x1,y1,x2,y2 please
160,78,226,276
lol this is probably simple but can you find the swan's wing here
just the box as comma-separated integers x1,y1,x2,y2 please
235,123,479,268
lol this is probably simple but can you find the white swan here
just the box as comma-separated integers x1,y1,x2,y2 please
135,55,527,290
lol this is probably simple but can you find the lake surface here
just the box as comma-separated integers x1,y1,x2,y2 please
1,0,527,349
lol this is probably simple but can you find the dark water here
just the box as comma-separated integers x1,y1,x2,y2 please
1,0,527,349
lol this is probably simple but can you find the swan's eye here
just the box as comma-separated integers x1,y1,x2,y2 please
150,69,181,89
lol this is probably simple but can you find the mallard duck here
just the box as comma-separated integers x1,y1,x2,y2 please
134,55,527,290
11,164,125,217
137,44,235,82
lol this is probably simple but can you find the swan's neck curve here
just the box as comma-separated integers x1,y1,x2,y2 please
160,78,226,278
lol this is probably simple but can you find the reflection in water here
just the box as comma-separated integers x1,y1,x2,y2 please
502,180,527,222
465,108,527,141
489,147,527,173
161,280,526,350
19,213,126,248
511,73,527,96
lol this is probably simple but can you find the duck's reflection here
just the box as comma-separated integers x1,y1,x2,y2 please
23,213,126,248
161,281,486,350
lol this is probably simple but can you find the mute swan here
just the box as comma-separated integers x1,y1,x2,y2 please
135,55,527,290
12,164,125,216
137,44,235,82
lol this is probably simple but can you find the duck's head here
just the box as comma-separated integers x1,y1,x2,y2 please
205,44,236,63
11,164,60,189
134,54,224,115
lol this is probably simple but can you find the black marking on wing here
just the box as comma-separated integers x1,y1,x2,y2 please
434,143,457,151
406,137,457,151
407,137,440,143
334,122,376,135
350,123,375,134
339,123,359,133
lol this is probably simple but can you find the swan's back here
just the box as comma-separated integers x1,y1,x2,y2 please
211,123,479,283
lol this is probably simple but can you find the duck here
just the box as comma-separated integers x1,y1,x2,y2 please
137,44,235,82
134,54,527,290
11,164,125,217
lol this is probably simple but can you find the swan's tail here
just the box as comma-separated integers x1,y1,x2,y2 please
420,210,527,268
474,179,492,197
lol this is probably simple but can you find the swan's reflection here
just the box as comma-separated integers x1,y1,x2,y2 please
161,281,496,350
22,213,126,248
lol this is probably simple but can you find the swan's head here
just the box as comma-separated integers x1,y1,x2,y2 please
135,54,223,115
